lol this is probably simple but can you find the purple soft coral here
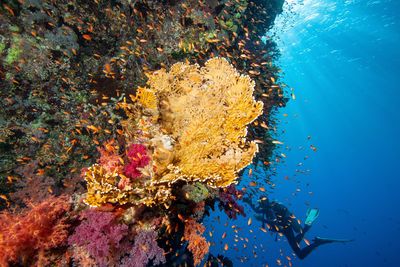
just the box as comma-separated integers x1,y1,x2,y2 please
68,209,128,267
218,185,246,219
121,229,166,267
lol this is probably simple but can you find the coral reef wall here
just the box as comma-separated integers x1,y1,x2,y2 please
0,0,285,266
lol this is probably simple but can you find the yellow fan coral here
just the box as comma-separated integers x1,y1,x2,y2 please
140,57,263,187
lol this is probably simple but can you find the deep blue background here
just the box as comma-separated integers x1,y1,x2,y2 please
205,0,400,266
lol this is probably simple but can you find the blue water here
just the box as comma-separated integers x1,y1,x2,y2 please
206,0,400,266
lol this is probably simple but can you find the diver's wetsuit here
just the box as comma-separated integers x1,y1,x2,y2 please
267,201,319,259
244,197,329,260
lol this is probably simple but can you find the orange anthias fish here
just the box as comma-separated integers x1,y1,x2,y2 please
82,34,92,41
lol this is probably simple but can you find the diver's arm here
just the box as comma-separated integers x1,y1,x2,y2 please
242,196,262,213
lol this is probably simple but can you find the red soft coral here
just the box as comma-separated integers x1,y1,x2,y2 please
0,195,71,266
123,144,150,179
183,218,209,266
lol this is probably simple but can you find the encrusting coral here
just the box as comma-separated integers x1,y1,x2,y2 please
182,183,210,203
84,57,263,207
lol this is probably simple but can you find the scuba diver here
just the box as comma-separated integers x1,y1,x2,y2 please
243,196,353,259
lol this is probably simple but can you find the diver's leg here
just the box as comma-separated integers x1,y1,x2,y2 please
283,229,303,258
286,228,328,260
285,227,319,260
294,224,312,243
294,208,319,243
295,241,320,259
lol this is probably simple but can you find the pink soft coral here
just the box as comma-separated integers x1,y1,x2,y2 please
68,209,128,267
0,196,71,266
120,229,166,267
123,144,150,179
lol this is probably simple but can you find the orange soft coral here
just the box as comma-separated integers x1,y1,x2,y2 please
183,218,209,266
97,139,123,173
0,195,71,266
